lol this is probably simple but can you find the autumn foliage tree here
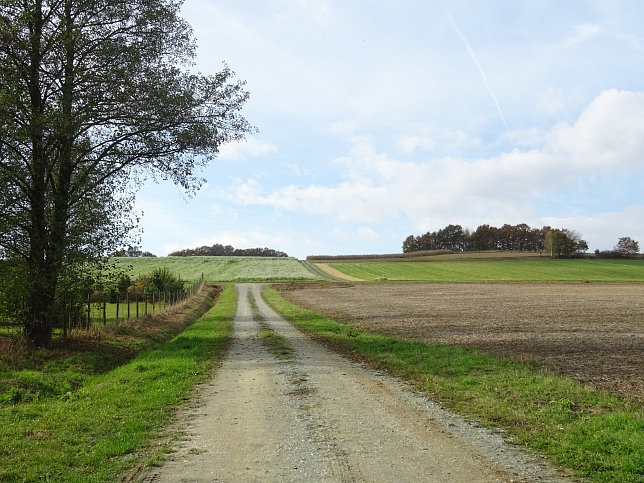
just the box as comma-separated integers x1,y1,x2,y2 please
614,236,640,256
0,0,254,347
543,229,588,258
403,223,588,257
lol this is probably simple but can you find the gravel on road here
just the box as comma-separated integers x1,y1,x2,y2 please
140,283,570,482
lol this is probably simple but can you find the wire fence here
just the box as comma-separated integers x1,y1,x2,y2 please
1,273,206,336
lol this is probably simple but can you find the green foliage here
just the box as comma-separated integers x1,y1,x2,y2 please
263,287,644,482
325,258,644,282
129,267,185,298
544,229,588,257
149,267,184,294
0,0,253,346
0,258,28,323
169,243,288,257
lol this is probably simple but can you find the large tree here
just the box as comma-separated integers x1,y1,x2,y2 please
614,236,639,256
543,229,588,258
0,0,253,347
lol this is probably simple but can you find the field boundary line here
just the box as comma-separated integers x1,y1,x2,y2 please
309,262,364,281
299,260,352,281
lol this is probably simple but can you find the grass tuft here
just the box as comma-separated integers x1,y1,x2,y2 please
248,293,295,360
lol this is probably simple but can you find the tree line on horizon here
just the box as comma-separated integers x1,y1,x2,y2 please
168,243,288,258
403,223,590,258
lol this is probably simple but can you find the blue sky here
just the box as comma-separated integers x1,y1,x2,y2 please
135,0,644,259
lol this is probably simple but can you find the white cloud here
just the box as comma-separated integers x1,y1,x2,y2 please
547,89,644,171
162,243,184,255
568,23,601,46
536,86,570,117
218,137,277,161
541,205,644,251
285,162,313,177
396,135,436,155
223,90,644,231
295,0,332,23
331,226,379,240
501,128,544,148
328,120,360,135
192,229,288,250
228,178,393,223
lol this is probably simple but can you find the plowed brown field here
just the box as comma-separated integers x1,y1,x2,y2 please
277,282,644,402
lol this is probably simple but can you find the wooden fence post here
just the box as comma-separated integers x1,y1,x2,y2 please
64,298,70,338
87,293,91,330
103,294,106,326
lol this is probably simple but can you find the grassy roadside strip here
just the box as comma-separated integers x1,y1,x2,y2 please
0,285,236,482
248,293,295,360
262,286,643,482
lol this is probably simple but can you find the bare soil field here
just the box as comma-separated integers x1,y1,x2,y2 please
277,282,644,402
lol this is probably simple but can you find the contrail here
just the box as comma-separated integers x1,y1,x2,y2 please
443,4,508,128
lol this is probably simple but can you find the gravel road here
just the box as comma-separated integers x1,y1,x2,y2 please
141,283,569,482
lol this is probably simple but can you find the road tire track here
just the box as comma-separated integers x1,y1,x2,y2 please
141,283,570,482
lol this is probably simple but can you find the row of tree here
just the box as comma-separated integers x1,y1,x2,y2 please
402,224,589,257
102,267,185,302
595,237,640,258
112,246,157,258
169,244,288,257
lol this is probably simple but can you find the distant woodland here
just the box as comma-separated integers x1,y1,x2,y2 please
403,223,589,258
169,243,288,257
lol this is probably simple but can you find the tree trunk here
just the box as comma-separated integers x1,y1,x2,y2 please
23,0,56,348
24,285,55,348
23,0,76,348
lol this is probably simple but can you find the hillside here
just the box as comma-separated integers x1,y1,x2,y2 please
110,256,320,282
312,254,644,282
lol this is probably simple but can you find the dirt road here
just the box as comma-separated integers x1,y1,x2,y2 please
141,284,567,482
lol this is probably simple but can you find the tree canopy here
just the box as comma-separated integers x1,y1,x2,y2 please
168,243,288,258
615,236,640,255
0,0,254,346
403,223,588,257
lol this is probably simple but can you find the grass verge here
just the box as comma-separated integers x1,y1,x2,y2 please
0,285,236,481
263,286,644,482
248,293,295,361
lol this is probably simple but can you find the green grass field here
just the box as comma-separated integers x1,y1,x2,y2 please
111,256,319,282
322,258,644,282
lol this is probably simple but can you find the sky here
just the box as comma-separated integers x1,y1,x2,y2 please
134,0,644,259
